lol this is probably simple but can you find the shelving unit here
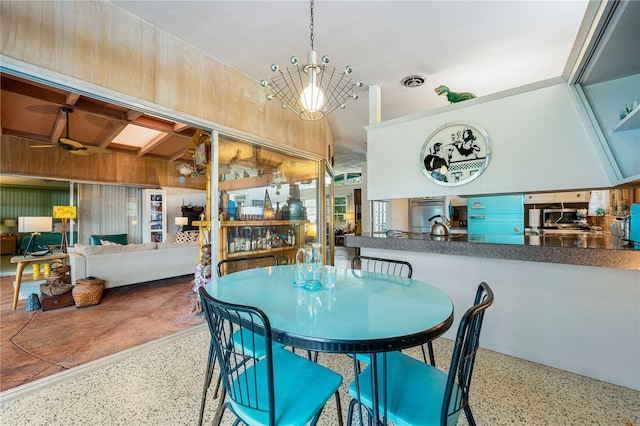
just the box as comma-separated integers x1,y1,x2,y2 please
142,189,167,243
612,107,640,132
218,220,308,265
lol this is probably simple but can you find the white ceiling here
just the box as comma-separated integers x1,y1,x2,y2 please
110,0,589,174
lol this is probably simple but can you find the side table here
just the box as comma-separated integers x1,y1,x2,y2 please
1,234,17,255
10,253,68,310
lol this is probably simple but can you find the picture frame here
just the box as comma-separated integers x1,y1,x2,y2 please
194,142,207,167
420,122,491,186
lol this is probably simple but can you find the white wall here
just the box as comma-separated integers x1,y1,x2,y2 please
164,187,206,233
361,247,640,391
367,81,613,200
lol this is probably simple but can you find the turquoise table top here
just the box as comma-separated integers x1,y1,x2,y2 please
206,265,454,354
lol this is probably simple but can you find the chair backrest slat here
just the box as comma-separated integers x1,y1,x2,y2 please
442,281,494,425
351,255,413,278
217,255,279,277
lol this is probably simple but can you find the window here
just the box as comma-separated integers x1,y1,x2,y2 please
371,200,390,233
334,196,347,222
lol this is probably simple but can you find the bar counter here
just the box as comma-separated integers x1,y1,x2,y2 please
345,231,640,270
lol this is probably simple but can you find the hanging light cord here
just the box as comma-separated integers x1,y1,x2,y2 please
309,0,315,51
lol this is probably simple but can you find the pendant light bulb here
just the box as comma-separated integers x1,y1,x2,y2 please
301,72,325,111
300,50,325,112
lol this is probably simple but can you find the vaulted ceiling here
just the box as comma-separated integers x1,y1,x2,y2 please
1,73,198,162
1,73,321,184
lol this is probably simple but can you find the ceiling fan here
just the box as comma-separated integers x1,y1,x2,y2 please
30,107,113,156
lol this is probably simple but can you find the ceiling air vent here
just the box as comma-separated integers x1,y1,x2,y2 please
401,75,426,88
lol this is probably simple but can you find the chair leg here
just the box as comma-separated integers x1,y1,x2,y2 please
427,341,436,367
419,342,437,366
335,390,343,426
464,404,476,426
212,388,227,426
212,374,222,399
347,398,373,426
198,345,217,426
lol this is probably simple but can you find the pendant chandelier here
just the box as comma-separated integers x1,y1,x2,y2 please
261,0,363,120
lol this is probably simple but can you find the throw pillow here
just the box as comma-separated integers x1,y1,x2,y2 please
175,231,198,244
101,239,122,246
90,234,128,245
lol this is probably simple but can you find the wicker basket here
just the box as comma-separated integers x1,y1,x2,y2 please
49,264,71,279
73,277,105,307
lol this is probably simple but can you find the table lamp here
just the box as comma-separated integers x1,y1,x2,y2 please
18,216,53,256
175,216,188,232
52,206,77,253
344,212,355,231
3,219,17,235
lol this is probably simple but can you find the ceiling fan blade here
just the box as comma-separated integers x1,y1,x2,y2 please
84,145,114,155
30,145,55,148
59,137,84,148
70,150,92,156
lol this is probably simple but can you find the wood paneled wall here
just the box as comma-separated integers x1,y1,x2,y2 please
1,136,207,189
0,0,332,183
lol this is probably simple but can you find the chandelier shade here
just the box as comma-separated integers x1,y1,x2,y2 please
261,0,362,120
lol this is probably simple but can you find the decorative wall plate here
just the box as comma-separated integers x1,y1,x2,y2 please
420,122,491,186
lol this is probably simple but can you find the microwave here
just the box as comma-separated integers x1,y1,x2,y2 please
542,209,579,228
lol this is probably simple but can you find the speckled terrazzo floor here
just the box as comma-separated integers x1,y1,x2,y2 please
1,326,638,426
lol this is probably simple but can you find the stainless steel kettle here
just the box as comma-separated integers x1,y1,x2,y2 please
429,215,450,236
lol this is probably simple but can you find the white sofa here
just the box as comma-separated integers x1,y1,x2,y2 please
68,241,200,289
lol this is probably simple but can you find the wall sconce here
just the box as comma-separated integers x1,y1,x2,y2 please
52,206,77,254
175,216,189,232
18,216,53,256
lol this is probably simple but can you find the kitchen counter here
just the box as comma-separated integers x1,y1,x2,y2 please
345,231,639,270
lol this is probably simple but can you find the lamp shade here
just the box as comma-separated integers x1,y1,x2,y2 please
175,217,189,226
18,217,52,233
344,212,355,221
52,206,77,219
3,219,17,227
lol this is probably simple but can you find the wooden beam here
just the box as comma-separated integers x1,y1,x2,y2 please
66,92,80,105
137,132,170,156
98,121,128,148
49,110,67,143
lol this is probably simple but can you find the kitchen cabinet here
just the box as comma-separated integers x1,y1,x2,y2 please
555,191,589,203
467,195,524,235
524,193,556,205
525,191,590,204
142,189,167,243
218,220,308,265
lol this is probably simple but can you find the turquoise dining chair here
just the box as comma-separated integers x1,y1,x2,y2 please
198,287,344,426
347,282,494,426
351,255,436,367
217,255,284,358
197,255,285,425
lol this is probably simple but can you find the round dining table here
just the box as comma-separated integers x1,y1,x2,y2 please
206,264,454,425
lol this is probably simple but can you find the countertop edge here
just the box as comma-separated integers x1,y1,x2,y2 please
344,235,640,271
